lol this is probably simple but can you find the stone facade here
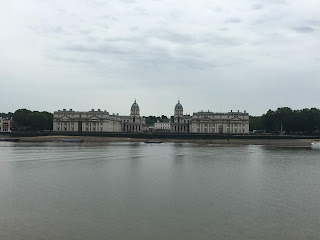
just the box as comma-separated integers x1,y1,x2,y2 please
169,100,249,134
0,118,12,132
120,100,148,132
53,100,147,133
52,99,249,134
154,121,171,131
191,110,249,134
170,100,191,133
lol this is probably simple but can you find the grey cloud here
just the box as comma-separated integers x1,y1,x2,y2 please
307,20,320,27
30,25,64,34
151,30,243,46
47,54,97,65
294,26,315,33
252,4,263,10
225,18,241,23
65,44,135,55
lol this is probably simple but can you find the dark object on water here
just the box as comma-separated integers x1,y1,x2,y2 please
62,139,84,143
145,140,162,144
0,138,20,142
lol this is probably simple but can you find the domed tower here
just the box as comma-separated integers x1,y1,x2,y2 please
130,99,140,117
174,100,183,118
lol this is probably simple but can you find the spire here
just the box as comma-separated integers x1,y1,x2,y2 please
134,98,136,103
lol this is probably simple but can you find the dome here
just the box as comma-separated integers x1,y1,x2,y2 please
175,100,183,110
131,99,139,109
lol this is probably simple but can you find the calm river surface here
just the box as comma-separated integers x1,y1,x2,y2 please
1,142,320,240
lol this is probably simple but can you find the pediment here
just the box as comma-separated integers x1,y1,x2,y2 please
60,117,71,121
90,117,100,121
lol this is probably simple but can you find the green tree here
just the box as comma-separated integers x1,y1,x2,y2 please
13,109,53,131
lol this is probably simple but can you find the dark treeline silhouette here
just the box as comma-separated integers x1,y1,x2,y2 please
250,107,320,135
144,115,170,126
0,112,13,119
13,109,53,131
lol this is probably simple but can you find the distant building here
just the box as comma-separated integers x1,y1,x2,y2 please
170,100,191,133
52,99,249,134
53,100,147,133
154,121,171,132
191,110,249,134
120,100,148,132
0,118,12,132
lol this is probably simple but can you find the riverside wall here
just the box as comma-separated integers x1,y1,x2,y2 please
9,131,320,140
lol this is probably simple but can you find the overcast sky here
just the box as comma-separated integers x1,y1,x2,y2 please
1,0,319,116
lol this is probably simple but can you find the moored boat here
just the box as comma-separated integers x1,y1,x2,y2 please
311,142,320,149
0,138,20,142
145,140,162,144
62,139,84,143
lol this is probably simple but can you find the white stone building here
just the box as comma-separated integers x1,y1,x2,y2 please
191,110,249,134
154,121,171,131
170,100,191,133
53,100,147,133
120,100,148,132
53,109,122,132
0,118,12,132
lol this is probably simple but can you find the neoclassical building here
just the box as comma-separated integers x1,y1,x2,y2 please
53,100,147,133
0,118,12,132
52,99,249,134
191,110,249,134
154,121,171,132
170,100,191,133
120,100,148,132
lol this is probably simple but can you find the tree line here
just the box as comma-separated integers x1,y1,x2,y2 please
12,109,53,131
0,112,13,119
144,115,171,126
250,107,320,135
5,107,320,135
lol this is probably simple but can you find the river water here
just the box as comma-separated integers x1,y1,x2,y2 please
0,142,320,239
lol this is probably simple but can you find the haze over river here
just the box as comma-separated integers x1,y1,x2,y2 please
1,142,320,240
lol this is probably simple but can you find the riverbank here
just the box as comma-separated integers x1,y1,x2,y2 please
10,135,319,147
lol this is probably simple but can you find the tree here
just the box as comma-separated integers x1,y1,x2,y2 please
12,109,53,131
